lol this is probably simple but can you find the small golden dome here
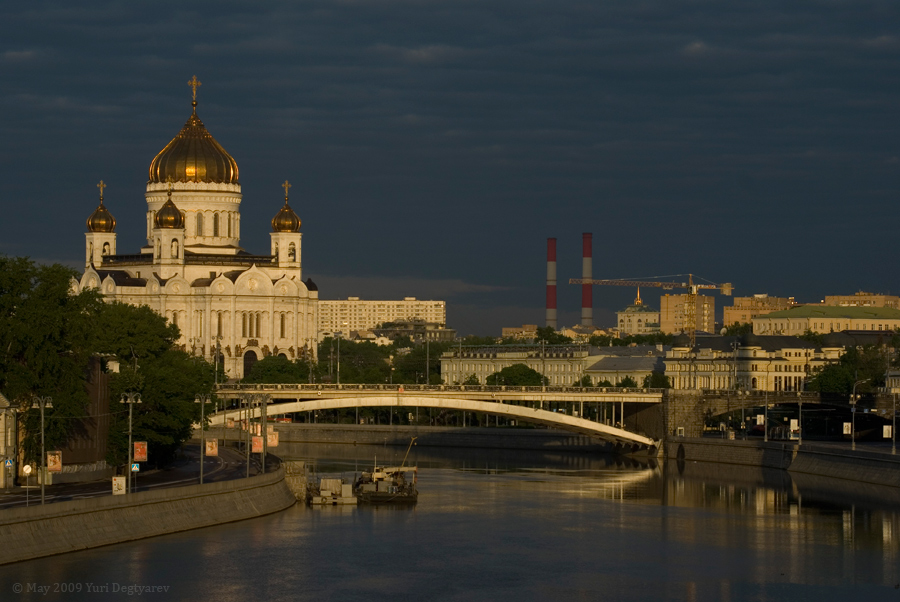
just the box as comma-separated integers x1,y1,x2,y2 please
148,99,239,184
87,180,116,232
272,180,301,232
155,189,185,229
272,200,301,232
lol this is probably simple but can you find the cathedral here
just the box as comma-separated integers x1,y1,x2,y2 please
74,78,319,379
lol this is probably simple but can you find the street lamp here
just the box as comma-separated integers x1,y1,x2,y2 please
851,378,870,451
336,331,342,385
212,336,223,386
31,396,52,505
194,394,210,484
120,392,141,494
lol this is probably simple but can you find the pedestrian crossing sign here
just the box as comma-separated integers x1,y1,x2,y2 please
131,463,140,472
4,459,11,468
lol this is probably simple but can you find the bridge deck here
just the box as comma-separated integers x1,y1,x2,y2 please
211,384,661,450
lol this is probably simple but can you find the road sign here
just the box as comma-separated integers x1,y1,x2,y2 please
131,463,140,472
4,459,11,468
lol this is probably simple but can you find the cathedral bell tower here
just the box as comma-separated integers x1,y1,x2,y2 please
85,180,117,268
269,180,302,276
153,178,186,275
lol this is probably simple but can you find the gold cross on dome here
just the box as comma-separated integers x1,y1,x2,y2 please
282,180,291,199
188,75,202,101
97,180,106,200
166,175,174,195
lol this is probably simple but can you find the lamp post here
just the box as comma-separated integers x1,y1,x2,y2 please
31,396,52,505
194,394,210,484
120,392,141,494
212,336,223,386
851,378,870,451
336,331,341,385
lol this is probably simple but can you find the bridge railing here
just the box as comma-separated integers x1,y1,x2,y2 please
214,383,667,395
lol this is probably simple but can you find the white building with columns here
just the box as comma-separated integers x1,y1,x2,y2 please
73,82,319,379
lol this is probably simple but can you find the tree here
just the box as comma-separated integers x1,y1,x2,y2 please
807,345,889,397
0,257,104,464
461,374,480,385
98,303,214,468
243,355,310,383
485,364,548,386
616,376,639,388
723,322,752,336
576,375,593,387
535,326,572,345
643,371,671,388
596,379,613,387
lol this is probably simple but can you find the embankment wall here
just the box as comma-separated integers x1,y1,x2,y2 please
0,467,296,565
667,437,900,489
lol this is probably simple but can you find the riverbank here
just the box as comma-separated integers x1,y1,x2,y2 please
0,465,296,565
668,436,900,489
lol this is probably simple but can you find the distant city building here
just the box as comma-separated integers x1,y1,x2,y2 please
584,355,665,387
440,344,666,386
824,292,900,309
616,289,660,335
318,297,446,340
666,333,894,392
372,320,456,342
660,294,715,335
501,324,538,340
723,294,795,326
559,324,610,343
752,306,900,335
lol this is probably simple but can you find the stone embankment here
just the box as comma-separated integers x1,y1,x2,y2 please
668,437,900,489
0,466,296,565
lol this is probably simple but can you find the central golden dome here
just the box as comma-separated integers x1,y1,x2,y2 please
148,103,239,184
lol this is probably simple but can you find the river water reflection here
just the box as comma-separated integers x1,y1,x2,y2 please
2,444,899,601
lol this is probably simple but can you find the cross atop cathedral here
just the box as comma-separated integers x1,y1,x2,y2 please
282,180,291,200
166,174,175,195
97,180,106,200
188,75,201,101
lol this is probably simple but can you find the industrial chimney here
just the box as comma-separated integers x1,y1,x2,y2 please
546,238,557,328
581,232,592,327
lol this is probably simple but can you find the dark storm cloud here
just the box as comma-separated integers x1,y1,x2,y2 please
2,1,899,333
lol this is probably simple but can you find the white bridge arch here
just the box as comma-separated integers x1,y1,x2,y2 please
212,384,661,453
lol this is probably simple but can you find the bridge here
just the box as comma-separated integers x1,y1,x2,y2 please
211,383,664,453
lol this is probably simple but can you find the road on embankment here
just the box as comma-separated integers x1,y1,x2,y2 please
0,444,259,510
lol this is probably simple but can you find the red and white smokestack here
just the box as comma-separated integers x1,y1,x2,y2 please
546,238,557,328
581,232,593,326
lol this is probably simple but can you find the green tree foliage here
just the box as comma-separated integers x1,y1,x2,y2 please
723,322,753,336
243,356,311,384
0,257,104,463
807,345,890,397
616,376,639,388
576,374,593,387
100,303,214,468
596,379,613,387
535,326,573,345
643,371,671,388
317,337,391,383
588,333,674,347
485,364,548,386
461,374,480,385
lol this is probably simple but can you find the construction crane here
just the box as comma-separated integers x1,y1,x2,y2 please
568,274,733,347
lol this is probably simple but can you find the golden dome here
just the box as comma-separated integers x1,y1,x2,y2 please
155,188,185,229
272,200,301,232
87,181,116,232
148,101,239,184
271,180,301,232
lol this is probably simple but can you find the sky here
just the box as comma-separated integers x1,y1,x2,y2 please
2,1,899,335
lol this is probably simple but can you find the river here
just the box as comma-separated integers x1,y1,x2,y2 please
1,443,898,601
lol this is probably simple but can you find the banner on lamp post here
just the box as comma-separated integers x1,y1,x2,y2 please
205,439,218,457
252,436,263,453
227,418,235,429
47,451,62,473
134,441,148,463
267,432,279,448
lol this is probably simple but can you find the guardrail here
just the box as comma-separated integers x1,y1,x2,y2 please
215,383,667,395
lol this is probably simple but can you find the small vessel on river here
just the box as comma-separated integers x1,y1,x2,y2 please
354,437,418,504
